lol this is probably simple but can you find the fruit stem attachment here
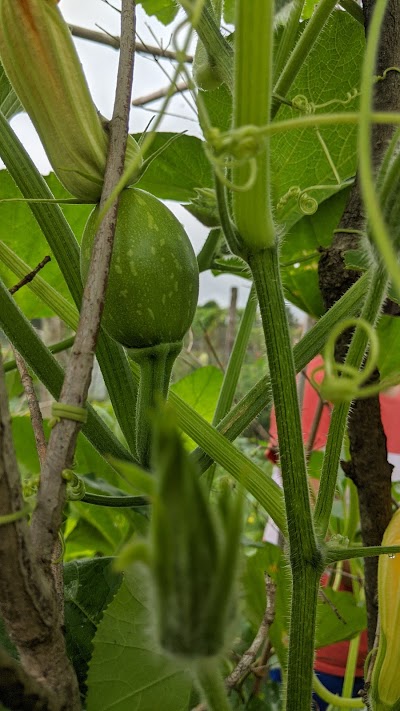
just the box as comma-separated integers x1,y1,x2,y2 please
129,342,182,468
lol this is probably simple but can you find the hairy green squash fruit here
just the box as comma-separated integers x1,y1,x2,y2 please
80,188,199,349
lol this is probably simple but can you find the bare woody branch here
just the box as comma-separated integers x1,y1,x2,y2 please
30,1,137,567
0,348,76,709
226,576,276,690
69,23,193,62
8,256,51,467
132,80,188,106
12,350,47,466
8,260,64,614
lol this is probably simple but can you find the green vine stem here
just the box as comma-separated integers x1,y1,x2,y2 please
342,634,361,700
4,336,74,373
314,264,389,538
313,673,364,708
193,658,232,711
232,0,275,253
249,250,317,560
213,287,256,425
249,248,322,711
338,0,364,24
129,342,182,468
204,286,257,491
326,544,400,563
82,492,148,508
272,0,337,117
273,0,305,84
178,0,233,90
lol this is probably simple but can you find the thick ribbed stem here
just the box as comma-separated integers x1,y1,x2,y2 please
249,247,322,711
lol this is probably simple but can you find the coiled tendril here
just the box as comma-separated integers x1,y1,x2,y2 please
276,185,318,215
311,318,400,404
62,469,86,501
205,125,265,192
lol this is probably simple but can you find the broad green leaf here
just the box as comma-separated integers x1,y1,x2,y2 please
0,170,91,318
171,365,224,448
137,0,179,24
315,587,366,648
280,187,352,316
64,558,122,695
86,567,192,711
65,503,133,561
11,414,44,477
133,133,213,202
271,12,363,226
202,12,363,228
302,0,319,19
0,61,22,119
223,0,235,24
377,316,400,380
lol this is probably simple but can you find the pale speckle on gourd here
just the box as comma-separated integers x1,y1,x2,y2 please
147,307,155,320
115,264,122,275
127,249,134,257
151,246,156,255
147,212,158,230
160,238,166,246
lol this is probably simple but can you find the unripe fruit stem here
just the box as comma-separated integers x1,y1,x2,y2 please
130,342,182,468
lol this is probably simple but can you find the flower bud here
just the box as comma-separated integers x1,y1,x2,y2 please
370,509,400,711
119,407,243,660
0,0,142,202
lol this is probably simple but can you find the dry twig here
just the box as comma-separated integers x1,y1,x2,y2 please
69,23,193,62
226,575,277,690
132,80,188,106
8,255,51,295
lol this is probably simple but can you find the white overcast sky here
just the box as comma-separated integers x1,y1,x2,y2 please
8,0,305,318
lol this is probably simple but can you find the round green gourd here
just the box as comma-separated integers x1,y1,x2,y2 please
80,188,199,350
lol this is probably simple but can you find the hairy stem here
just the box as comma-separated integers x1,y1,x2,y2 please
249,248,322,711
